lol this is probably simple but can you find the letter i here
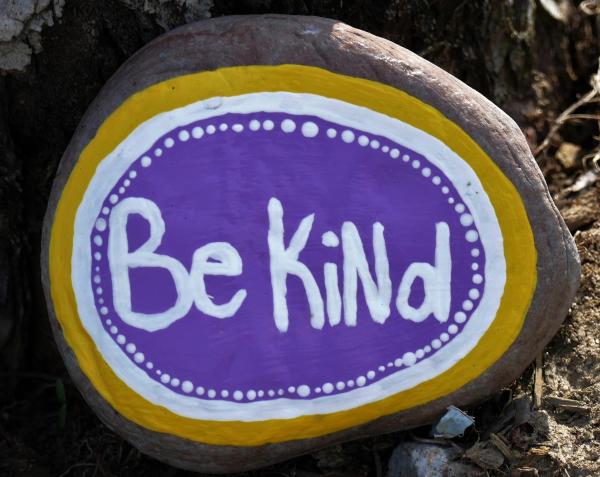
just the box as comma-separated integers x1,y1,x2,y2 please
322,231,342,326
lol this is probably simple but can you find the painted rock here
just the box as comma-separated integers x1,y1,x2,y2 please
41,15,580,473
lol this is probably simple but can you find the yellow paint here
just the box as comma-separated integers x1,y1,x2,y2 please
49,65,537,445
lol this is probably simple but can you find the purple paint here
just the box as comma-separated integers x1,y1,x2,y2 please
90,113,485,401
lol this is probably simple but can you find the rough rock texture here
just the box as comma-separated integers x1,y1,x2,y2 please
387,443,483,477
40,15,580,473
0,0,64,72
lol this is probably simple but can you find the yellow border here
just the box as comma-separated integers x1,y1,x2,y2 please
49,65,537,445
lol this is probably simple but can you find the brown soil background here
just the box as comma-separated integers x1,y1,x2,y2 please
1,1,599,476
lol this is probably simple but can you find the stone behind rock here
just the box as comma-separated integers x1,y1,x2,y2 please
41,15,580,473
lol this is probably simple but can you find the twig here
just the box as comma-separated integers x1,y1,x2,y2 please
534,88,598,157
534,354,544,409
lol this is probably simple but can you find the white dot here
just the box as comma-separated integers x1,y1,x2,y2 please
432,339,442,349
156,370,161,375
463,300,474,311
118,187,125,194
297,385,310,397
258,390,265,398
336,381,345,390
416,349,425,359
155,148,163,158
178,130,190,141
341,130,355,143
402,352,417,366
116,334,125,344
440,333,450,342
356,376,367,387
208,389,216,398
182,381,193,393
277,389,284,396
98,298,104,305
454,312,467,323
232,124,243,132
315,387,322,393
268,390,275,397
448,197,455,204
382,145,389,153
301,121,319,138
134,352,145,363
249,119,261,131
221,390,229,398
378,366,386,372
322,231,339,247
95,218,107,231
449,324,459,334
109,326,117,334
126,343,136,354
390,149,400,159
455,203,465,213
387,362,394,368
326,128,337,138
473,274,483,284
424,345,432,353
441,186,449,194
471,263,479,271
146,362,154,369
206,125,216,134
94,252,101,261
412,160,420,169
233,390,243,401
358,135,369,146
401,154,410,162
322,383,334,394
466,230,479,242
160,373,170,384
287,386,296,393
192,126,204,138
370,139,380,149
164,138,174,148
123,179,131,187
129,171,137,179
100,306,108,315
471,248,480,257
196,387,205,396
346,380,355,387
105,319,111,325
93,275,101,284
171,378,180,387
281,119,296,133
96,287,103,295
219,123,228,132
432,176,441,185
461,214,474,226
394,358,403,367
422,167,431,177
109,194,119,204
247,390,257,400
263,120,274,131
469,288,480,300
367,370,376,379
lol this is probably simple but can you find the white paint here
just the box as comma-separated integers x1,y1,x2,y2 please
342,222,391,326
301,121,319,137
72,92,506,421
108,197,194,331
281,119,296,133
190,243,247,319
396,222,451,323
268,197,324,332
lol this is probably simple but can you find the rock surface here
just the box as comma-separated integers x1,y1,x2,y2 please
387,443,483,477
41,15,580,473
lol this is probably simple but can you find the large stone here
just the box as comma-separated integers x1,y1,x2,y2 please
41,15,579,473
